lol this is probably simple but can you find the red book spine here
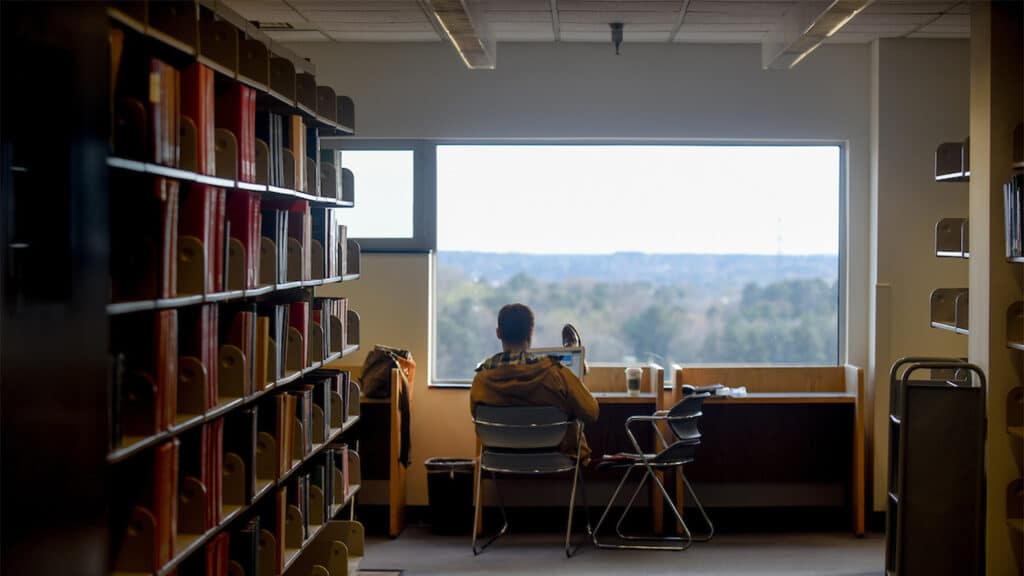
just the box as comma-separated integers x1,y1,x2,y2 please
155,178,180,299
208,304,219,410
209,418,223,526
213,189,226,292
156,310,178,431
198,424,211,528
180,185,213,294
226,191,256,289
154,439,180,567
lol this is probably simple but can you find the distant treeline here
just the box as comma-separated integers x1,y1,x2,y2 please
435,252,839,381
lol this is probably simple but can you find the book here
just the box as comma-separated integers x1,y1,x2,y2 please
110,176,180,301
289,115,306,191
180,185,217,294
182,63,215,175
216,84,255,182
205,530,230,576
230,516,260,576
225,406,257,503
207,417,224,526
226,191,262,290
223,304,257,397
153,438,180,566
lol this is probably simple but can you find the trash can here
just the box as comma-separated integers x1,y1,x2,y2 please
425,458,475,534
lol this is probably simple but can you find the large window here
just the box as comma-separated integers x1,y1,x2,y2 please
434,144,841,383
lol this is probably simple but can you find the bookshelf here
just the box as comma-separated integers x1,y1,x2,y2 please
966,3,1023,574
97,2,371,576
930,143,971,334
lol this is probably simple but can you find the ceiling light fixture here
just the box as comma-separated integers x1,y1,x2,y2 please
762,0,875,70
429,0,496,70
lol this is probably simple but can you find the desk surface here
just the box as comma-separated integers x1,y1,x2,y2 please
592,391,855,405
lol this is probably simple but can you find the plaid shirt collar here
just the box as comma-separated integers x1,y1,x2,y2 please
475,350,543,372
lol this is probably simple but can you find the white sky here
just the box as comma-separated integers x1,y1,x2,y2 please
343,145,841,255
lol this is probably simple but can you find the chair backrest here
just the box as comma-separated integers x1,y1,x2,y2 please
474,405,571,450
666,394,708,443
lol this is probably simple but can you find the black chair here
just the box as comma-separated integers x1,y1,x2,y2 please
592,393,714,551
471,405,591,557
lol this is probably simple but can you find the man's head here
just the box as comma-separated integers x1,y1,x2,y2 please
496,303,534,351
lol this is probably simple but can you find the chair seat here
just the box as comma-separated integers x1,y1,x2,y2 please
596,443,698,471
481,450,578,474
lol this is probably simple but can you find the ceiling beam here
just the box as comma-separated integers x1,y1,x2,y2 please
668,0,692,43
550,0,561,42
762,0,876,70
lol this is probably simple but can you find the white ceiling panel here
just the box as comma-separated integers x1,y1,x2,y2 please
557,0,681,11
494,29,558,41
674,31,769,42
265,30,330,41
862,1,960,14
327,31,442,41
481,0,551,10
485,11,553,23
288,0,421,8
296,12,428,24
687,1,793,18
678,23,774,33
223,0,971,44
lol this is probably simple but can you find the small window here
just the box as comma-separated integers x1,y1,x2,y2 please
322,140,433,252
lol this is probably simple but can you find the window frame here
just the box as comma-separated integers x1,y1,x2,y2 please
359,139,849,387
320,138,437,253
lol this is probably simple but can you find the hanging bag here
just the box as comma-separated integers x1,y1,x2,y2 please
360,344,415,398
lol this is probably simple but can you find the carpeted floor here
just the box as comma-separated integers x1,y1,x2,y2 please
361,526,885,576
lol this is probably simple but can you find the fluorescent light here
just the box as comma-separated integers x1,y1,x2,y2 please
430,0,496,70
762,0,875,70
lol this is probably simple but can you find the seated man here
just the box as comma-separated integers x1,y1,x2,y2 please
470,303,599,460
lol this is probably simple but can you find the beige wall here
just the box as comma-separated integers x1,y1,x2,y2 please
294,41,966,506
869,38,970,511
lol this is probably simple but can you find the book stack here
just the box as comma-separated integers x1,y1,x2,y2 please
205,531,230,576
262,205,290,286
222,304,258,399
182,62,216,175
111,311,178,445
110,176,180,302
288,472,312,540
1005,174,1024,259
227,191,262,290
225,407,258,505
231,517,260,576
179,185,228,295
216,84,256,182
257,111,288,187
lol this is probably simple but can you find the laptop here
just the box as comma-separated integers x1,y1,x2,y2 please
528,346,586,379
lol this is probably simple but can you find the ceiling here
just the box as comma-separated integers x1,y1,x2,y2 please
223,0,970,44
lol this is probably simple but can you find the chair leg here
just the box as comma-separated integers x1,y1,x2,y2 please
680,473,714,542
565,461,583,557
592,465,632,548
472,469,509,555
599,464,694,551
614,467,653,541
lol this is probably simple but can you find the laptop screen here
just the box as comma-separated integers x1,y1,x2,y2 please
528,346,585,379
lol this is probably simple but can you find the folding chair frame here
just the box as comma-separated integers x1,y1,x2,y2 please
471,417,592,557
592,410,714,551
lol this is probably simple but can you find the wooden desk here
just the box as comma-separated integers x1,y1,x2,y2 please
591,389,864,537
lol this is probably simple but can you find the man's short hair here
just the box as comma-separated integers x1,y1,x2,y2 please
498,303,534,346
